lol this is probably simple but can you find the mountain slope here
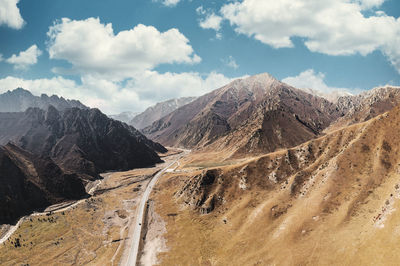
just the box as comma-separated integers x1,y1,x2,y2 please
158,103,400,265
0,106,167,179
130,97,196,129
327,86,400,131
144,73,340,156
0,88,87,112
0,143,87,224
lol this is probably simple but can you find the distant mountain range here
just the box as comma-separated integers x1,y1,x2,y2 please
130,97,196,129
0,88,88,112
109,111,139,124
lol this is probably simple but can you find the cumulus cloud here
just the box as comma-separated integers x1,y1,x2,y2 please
197,6,223,39
282,69,351,94
200,13,223,31
0,71,234,114
126,71,233,101
221,0,400,73
47,17,201,80
0,0,24,29
6,45,42,69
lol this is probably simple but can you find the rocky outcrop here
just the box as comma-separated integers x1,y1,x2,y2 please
0,143,88,224
176,169,221,214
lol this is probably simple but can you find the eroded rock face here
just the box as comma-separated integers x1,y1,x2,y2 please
176,169,221,214
0,144,87,224
0,106,167,180
329,86,400,131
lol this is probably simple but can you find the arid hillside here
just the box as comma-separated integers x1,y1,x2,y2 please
153,104,400,265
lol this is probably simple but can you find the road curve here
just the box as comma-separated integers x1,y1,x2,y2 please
124,149,189,266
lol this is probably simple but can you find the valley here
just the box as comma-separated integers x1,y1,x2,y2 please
0,149,186,265
1,75,400,265
2,0,400,264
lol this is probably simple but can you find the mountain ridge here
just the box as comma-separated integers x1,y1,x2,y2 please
0,88,88,112
0,106,167,179
143,73,341,156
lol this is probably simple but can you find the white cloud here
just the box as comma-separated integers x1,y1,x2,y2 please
0,71,234,114
282,69,352,94
0,54,3,61
0,76,81,100
197,6,223,39
126,71,233,101
225,55,238,69
221,0,400,73
47,17,201,80
200,13,223,31
6,45,42,69
0,0,24,29
355,0,385,9
160,0,180,7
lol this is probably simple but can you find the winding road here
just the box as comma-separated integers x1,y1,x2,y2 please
124,149,190,266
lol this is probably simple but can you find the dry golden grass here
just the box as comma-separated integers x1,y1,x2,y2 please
151,107,400,265
0,166,162,266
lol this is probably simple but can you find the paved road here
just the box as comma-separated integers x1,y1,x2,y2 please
124,149,189,266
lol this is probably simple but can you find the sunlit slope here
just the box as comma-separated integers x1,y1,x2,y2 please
156,105,400,265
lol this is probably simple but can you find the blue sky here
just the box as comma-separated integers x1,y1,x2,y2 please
0,0,399,114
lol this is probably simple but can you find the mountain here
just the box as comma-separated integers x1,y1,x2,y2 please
167,103,400,265
0,88,88,112
130,97,196,129
327,85,400,132
298,87,353,103
143,73,340,156
109,111,139,124
0,106,167,180
0,143,87,224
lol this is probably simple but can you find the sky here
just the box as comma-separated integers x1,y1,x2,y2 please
0,0,399,114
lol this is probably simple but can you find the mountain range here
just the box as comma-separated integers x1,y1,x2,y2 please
129,96,196,129
1,74,400,265
0,88,87,112
109,111,139,124
143,74,341,156
0,106,166,180
0,89,167,223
